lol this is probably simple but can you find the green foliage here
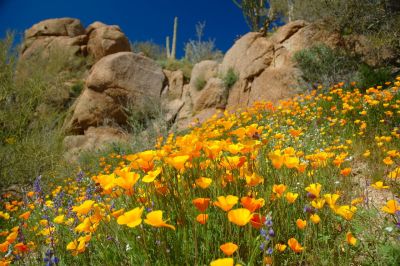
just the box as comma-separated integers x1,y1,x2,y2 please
131,41,167,61
0,33,86,189
294,44,395,89
294,44,359,86
70,81,84,98
194,75,207,91
291,0,400,57
356,64,392,89
158,58,193,81
223,68,239,89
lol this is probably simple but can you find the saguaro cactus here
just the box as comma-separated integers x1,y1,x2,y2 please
166,17,178,60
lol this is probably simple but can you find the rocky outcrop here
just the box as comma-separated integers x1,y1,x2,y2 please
21,18,87,61
21,18,131,63
222,20,342,110
64,127,128,162
161,70,185,123
64,52,165,134
86,22,131,62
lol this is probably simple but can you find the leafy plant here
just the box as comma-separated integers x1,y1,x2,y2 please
194,75,207,91
294,43,359,87
223,67,239,89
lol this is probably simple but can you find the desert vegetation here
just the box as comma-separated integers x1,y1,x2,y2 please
1,1,400,265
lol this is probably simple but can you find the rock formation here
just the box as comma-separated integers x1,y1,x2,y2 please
20,18,397,160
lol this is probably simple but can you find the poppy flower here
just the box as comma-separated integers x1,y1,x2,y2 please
72,200,95,215
285,192,299,203
296,219,307,230
370,181,389,189
340,168,351,176
117,207,144,228
142,167,162,183
324,193,340,209
275,243,287,252
195,177,213,189
193,198,211,212
272,184,287,198
305,183,322,198
240,197,264,212
245,172,264,186
346,232,357,246
288,238,304,253
18,211,30,220
220,242,238,256
214,196,238,212
284,156,300,169
311,199,325,209
144,210,175,230
210,258,234,266
228,208,253,226
382,200,400,214
53,215,65,224
196,214,209,225
335,205,357,220
115,169,140,195
310,214,321,224
250,213,266,229
167,155,190,170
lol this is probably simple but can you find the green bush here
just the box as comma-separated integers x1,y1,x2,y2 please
294,44,394,89
158,58,193,81
223,67,239,89
356,64,392,89
131,41,167,61
0,33,86,190
294,44,359,87
194,76,207,91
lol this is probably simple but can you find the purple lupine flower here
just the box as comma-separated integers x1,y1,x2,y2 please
268,228,275,237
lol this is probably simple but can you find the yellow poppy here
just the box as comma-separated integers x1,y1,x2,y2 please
228,208,253,226
144,210,175,230
116,207,144,228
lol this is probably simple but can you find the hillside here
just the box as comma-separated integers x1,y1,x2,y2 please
1,77,399,264
1,10,400,265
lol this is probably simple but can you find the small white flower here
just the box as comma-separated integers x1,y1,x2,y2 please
385,227,393,233
126,244,132,251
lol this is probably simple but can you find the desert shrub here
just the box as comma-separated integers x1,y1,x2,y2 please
356,64,392,89
158,58,193,81
294,44,359,86
184,22,223,64
131,41,167,61
194,75,207,91
0,33,87,190
291,0,400,58
70,80,84,98
294,43,395,89
223,67,239,88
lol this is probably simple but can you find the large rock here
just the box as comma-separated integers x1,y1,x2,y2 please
162,69,184,101
24,18,85,39
64,52,165,134
193,78,227,112
247,67,301,105
224,20,340,110
21,18,87,61
175,85,194,130
161,70,185,123
86,22,131,62
64,127,128,162
220,32,274,79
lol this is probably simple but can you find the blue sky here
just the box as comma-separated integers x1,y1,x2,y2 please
0,0,250,57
